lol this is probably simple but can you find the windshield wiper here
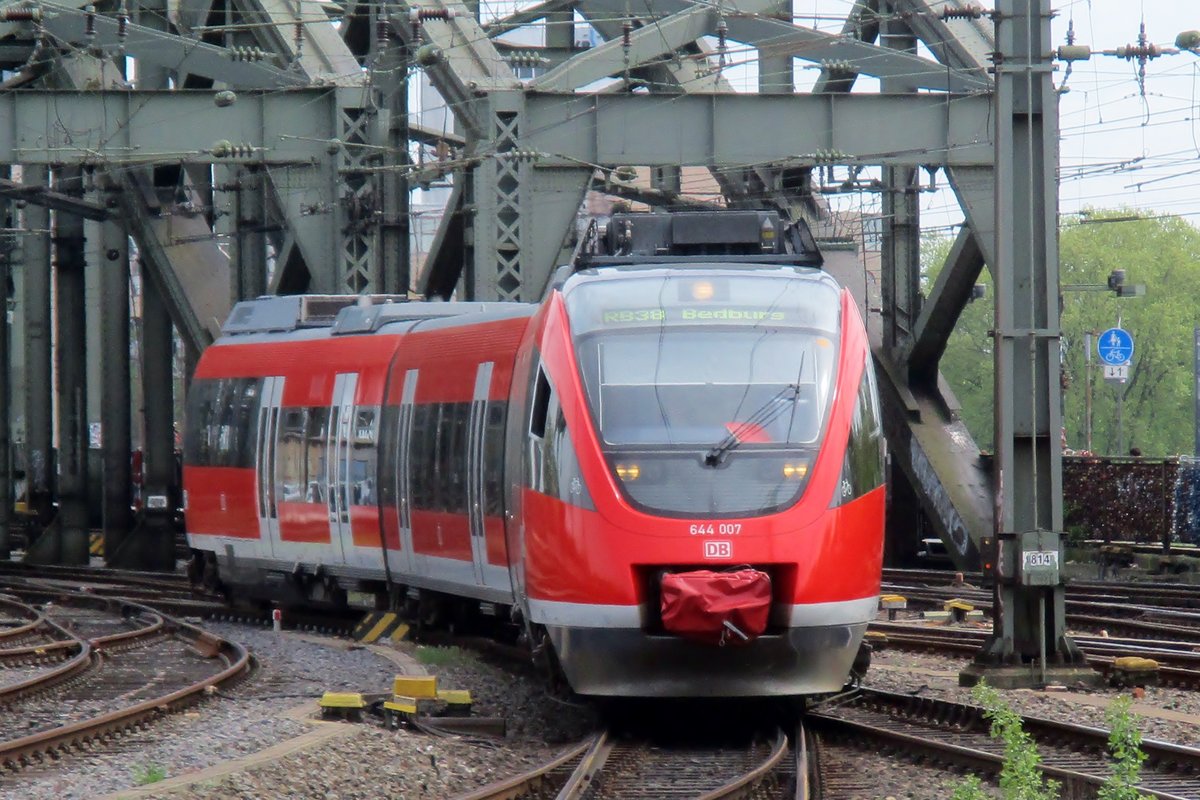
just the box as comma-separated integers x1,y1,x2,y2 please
703,383,800,468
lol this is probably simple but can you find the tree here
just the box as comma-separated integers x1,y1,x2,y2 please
933,210,1200,456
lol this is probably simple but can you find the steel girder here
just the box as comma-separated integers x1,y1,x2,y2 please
522,92,992,167
963,0,1083,680
0,88,341,163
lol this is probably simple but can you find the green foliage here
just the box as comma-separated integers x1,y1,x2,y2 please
1098,695,1153,800
132,763,167,785
955,685,1156,800
973,682,1061,800
951,774,990,800
934,210,1200,456
921,232,995,450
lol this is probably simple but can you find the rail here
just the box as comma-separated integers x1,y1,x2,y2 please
809,688,1200,799
0,591,252,770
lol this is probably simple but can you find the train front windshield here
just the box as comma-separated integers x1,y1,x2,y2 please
565,268,842,517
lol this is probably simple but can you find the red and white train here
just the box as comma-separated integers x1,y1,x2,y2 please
184,211,886,697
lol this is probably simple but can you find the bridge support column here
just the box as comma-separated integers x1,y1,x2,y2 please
27,167,89,565
132,264,178,571
21,166,54,537
960,0,1097,689
0,170,12,560
100,201,134,565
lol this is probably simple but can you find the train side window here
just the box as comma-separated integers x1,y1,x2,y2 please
351,408,376,506
212,378,237,467
277,408,307,502
410,403,437,510
377,402,399,512
483,402,507,517
183,379,216,467
836,358,886,505
235,379,262,468
530,367,551,438
438,403,469,514
305,407,329,503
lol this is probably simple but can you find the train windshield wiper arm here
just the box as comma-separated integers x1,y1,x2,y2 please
703,383,800,468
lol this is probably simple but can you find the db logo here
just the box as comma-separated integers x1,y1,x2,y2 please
704,541,732,559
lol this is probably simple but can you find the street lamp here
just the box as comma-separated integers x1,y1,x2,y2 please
1063,269,1146,297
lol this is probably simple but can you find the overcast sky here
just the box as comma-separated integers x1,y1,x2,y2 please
791,2,1200,233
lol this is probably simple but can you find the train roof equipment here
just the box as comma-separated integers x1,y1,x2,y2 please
220,293,532,337
574,209,824,269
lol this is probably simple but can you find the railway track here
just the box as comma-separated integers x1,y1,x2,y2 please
869,621,1200,689
880,576,1200,645
809,688,1200,799
455,726,792,799
0,590,251,772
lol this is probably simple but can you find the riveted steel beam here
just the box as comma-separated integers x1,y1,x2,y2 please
524,92,993,168
0,88,340,164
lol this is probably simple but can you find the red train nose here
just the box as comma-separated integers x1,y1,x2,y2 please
660,569,772,646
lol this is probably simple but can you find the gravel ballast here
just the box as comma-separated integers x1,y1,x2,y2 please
4,618,1198,799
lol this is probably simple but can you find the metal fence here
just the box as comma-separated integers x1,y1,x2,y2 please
1063,455,1200,548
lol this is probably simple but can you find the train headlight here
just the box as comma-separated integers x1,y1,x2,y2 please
615,463,641,481
690,280,715,301
782,461,809,480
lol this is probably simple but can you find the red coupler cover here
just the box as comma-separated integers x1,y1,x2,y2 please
660,569,771,646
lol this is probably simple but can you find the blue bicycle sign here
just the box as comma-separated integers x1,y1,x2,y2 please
1097,327,1134,366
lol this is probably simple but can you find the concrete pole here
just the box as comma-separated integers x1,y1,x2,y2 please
55,167,89,565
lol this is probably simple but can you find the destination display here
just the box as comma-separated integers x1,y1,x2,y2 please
600,306,791,325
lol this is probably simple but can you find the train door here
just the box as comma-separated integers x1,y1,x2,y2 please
326,373,357,562
467,362,501,589
255,376,284,557
394,369,419,575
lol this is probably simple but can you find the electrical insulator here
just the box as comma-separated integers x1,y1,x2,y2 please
505,50,546,69
410,8,454,22
1,7,43,22
228,46,267,62
1056,45,1091,62
84,4,96,38
942,4,986,20
1115,43,1160,61
497,148,540,163
819,58,854,73
211,141,257,158
810,148,849,164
